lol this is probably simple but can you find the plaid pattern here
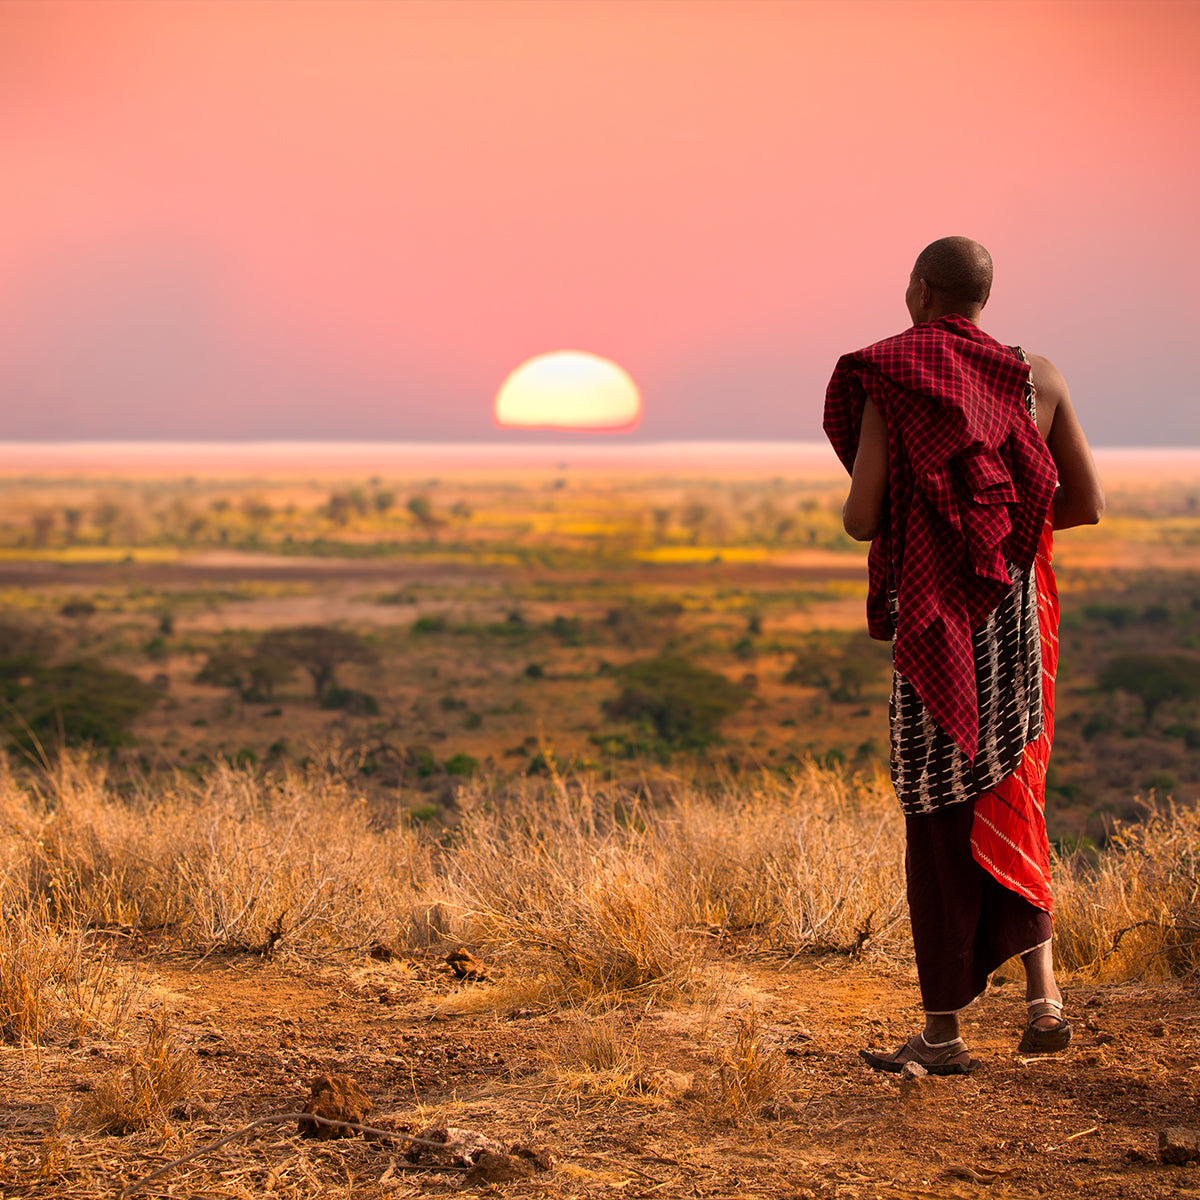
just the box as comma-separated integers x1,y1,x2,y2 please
824,315,1057,759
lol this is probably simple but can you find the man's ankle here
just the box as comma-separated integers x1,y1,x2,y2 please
923,1017,960,1044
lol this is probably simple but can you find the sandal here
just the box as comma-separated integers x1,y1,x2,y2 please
1017,997,1072,1054
859,1032,978,1076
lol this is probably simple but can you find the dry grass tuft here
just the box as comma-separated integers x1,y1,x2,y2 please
540,1010,659,1105
81,1016,198,1136
717,1006,787,1125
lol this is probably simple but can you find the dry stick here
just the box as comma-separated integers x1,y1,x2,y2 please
117,1113,466,1199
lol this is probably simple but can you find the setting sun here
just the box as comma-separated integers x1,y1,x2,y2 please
494,351,642,431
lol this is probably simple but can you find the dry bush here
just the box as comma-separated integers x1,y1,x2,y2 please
8,758,438,956
662,764,907,955
543,1011,647,1101
81,1017,197,1135
717,1007,787,1124
440,783,698,1006
1053,801,1200,980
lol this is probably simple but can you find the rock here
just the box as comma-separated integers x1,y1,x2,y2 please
1159,1127,1200,1165
1151,1019,1167,1037
1124,1145,1156,1164
298,1074,372,1139
899,1060,928,1099
461,1144,554,1185
464,1150,535,1184
511,1144,554,1171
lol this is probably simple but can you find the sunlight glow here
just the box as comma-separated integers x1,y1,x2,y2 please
494,351,642,431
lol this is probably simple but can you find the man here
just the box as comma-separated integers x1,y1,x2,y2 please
824,237,1105,1074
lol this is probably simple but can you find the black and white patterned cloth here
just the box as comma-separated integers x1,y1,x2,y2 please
888,350,1045,816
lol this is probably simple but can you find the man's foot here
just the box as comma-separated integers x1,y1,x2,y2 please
1017,998,1072,1053
859,1032,977,1076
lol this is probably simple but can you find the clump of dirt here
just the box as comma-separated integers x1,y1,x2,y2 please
465,1145,555,1185
298,1073,372,1138
444,948,490,981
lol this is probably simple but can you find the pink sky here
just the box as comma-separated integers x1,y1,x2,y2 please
1,0,1197,443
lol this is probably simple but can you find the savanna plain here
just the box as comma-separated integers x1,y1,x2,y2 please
1,446,1199,1199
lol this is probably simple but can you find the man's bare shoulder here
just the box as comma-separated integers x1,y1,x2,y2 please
1023,352,1069,438
1024,352,1069,399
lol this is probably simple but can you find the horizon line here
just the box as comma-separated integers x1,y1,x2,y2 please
3,439,1200,453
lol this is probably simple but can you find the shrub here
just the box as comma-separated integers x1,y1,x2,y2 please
444,752,479,777
604,656,748,748
82,1018,197,1135
320,686,379,715
1083,603,1136,629
411,615,448,635
548,615,584,644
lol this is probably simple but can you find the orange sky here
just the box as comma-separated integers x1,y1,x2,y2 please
1,0,1197,443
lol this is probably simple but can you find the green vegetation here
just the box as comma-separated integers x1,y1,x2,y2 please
0,658,159,756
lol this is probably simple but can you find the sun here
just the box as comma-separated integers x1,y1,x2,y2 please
494,351,642,431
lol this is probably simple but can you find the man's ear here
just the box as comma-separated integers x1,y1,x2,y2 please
978,288,991,311
919,279,934,309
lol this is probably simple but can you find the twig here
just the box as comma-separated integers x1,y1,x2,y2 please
1065,1125,1100,1141
117,1112,462,1198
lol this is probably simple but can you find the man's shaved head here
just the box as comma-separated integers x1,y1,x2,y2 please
913,236,994,307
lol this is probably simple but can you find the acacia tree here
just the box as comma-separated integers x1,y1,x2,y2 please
1099,653,1200,724
257,626,376,703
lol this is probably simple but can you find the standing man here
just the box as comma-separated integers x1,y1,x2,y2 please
824,237,1105,1074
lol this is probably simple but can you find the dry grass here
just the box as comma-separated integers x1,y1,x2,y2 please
1,750,1198,1033
1053,801,1200,981
0,895,143,1046
81,1017,198,1136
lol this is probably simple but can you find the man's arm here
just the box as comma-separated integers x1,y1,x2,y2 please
1027,353,1106,530
842,397,888,541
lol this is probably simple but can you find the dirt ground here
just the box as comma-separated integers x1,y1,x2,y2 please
3,945,1199,1199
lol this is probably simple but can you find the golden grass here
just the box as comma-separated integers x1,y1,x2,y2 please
0,900,141,1045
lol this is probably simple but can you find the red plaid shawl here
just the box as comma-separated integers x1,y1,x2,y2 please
824,315,1057,760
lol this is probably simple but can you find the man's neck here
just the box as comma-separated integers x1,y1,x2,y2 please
924,304,982,326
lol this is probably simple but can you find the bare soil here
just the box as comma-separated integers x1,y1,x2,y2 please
3,945,1198,1198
